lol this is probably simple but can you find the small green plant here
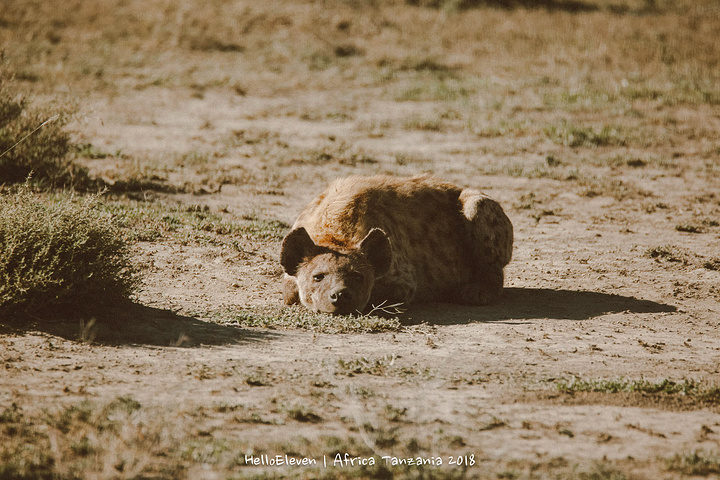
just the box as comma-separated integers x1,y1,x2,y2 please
383,404,408,422
347,386,376,398
478,416,506,432
542,88,616,111
0,403,23,423
675,223,702,233
474,119,532,138
665,451,720,476
245,369,274,387
395,77,471,102
0,190,138,320
402,115,445,132
646,245,690,264
337,356,395,376
285,404,322,423
74,142,117,159
544,121,628,148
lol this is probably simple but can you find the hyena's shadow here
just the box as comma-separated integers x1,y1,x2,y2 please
400,288,676,325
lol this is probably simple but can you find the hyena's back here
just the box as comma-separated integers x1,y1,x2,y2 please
293,175,477,302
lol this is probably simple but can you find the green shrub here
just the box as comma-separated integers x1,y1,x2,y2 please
0,75,90,189
0,190,138,320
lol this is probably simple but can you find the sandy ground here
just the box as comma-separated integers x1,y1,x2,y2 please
3,84,720,478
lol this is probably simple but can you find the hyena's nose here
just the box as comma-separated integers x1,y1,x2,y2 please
329,288,349,305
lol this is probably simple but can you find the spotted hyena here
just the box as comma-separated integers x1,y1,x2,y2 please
280,175,513,315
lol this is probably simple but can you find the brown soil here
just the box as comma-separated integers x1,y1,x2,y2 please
2,1,720,478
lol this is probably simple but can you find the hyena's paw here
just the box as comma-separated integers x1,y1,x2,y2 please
283,275,300,305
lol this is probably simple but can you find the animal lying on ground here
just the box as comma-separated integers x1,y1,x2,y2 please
280,175,513,315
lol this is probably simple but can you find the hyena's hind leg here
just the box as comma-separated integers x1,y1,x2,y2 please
454,189,514,305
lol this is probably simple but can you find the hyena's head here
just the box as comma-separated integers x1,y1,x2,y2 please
280,227,392,315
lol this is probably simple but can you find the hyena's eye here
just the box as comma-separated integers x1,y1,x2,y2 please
313,273,326,282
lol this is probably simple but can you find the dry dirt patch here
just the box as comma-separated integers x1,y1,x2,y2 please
2,0,720,478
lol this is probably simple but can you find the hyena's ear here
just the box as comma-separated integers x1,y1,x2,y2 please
359,228,392,278
281,227,318,276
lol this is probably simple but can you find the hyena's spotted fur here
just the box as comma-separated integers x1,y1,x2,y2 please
280,175,513,315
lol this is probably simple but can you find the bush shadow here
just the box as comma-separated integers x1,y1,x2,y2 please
403,287,677,325
0,301,279,347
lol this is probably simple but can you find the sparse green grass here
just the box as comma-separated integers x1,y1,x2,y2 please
622,80,720,107
74,142,120,160
347,386,376,398
230,129,380,170
665,451,720,476
0,396,189,480
336,355,430,377
542,88,617,111
0,190,138,320
556,377,720,404
1,393,641,480
337,355,399,376
395,77,472,102
402,115,446,132
474,118,533,138
544,121,629,148
280,141,378,167
480,157,653,200
100,199,289,244
485,159,574,181
209,305,403,334
90,149,248,194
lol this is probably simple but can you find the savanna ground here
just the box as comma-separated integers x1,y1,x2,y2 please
1,0,720,478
